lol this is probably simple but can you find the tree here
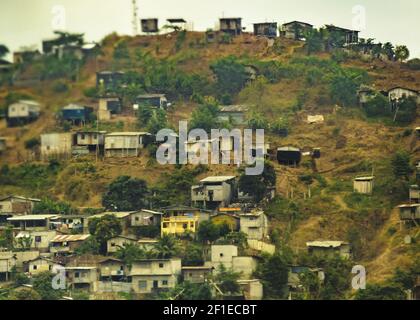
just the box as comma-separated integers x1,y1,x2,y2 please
210,56,248,96
305,29,323,55
33,198,75,215
255,254,289,298
394,96,417,124
102,176,149,211
364,93,390,117
53,31,84,46
382,42,395,61
0,44,10,59
355,283,406,300
74,236,101,255
391,151,411,180
88,215,122,254
181,243,205,266
238,160,276,202
214,264,241,295
33,271,63,300
395,45,410,62
0,225,14,249
189,99,220,133
115,243,148,269
9,288,41,300
197,220,221,243
154,234,180,259
329,69,367,107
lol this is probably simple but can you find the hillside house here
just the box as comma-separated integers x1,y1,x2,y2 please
409,185,420,203
0,195,40,219
98,258,127,281
185,138,219,158
217,105,248,125
161,215,199,237
182,266,212,284
0,254,16,282
96,71,125,90
324,25,360,45
141,18,159,33
104,132,151,157
7,100,41,127
239,211,269,240
130,258,182,294
388,87,420,105
232,256,259,279
306,241,351,259
25,257,55,276
288,266,324,296
353,176,374,195
53,214,89,233
160,205,211,224
131,209,163,227
253,22,278,38
219,18,243,36
107,235,138,254
357,86,377,105
277,147,302,166
61,104,93,124
40,132,75,160
2,251,39,272
210,213,240,232
191,176,237,209
65,266,98,292
398,204,420,222
14,230,57,252
137,238,158,251
50,234,91,255
98,96,122,120
13,50,42,64
7,214,58,231
135,94,169,110
210,245,238,270
74,131,106,155
281,21,313,40
238,279,263,300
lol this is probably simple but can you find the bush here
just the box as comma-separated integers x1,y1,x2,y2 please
364,93,390,117
83,86,98,98
52,81,69,93
24,137,40,150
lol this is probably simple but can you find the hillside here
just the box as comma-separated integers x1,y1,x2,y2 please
0,31,419,290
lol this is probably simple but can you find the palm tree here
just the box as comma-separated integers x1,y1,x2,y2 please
382,42,395,61
154,234,179,259
395,45,410,62
0,44,9,59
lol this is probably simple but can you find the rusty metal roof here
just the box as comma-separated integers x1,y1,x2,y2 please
51,234,90,242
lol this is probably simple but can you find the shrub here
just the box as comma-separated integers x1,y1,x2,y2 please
24,137,40,150
364,93,390,117
52,81,69,93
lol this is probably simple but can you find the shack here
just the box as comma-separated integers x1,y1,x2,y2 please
219,18,243,36
40,132,76,160
353,176,374,195
135,94,169,110
277,147,302,166
281,21,313,40
61,104,93,125
7,100,41,127
96,71,125,90
104,132,151,157
141,18,159,33
253,22,277,38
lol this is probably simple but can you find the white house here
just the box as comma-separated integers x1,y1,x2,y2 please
191,176,237,209
104,132,151,157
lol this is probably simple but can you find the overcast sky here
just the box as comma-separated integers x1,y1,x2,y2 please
1,0,419,60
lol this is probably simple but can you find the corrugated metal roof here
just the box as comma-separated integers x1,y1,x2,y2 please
88,211,136,219
278,146,300,152
306,241,348,248
0,195,41,202
7,214,58,221
62,104,85,110
219,105,249,113
105,132,151,137
51,234,90,242
354,176,374,181
200,176,236,183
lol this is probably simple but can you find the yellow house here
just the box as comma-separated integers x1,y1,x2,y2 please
161,216,199,236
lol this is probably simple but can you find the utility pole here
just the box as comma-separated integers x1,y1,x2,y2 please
132,0,139,36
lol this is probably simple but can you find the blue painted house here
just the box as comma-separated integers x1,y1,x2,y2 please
61,104,93,124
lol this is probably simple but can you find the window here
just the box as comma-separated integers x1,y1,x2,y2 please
162,280,168,286
35,236,42,243
159,263,164,268
220,253,224,257
111,242,116,247
138,281,147,289
81,134,85,139
33,265,38,270
162,223,168,228
135,217,140,221
75,272,80,278
183,223,188,229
